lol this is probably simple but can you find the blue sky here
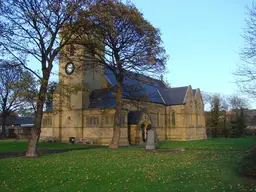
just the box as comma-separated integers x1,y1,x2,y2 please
26,0,255,107
130,0,254,105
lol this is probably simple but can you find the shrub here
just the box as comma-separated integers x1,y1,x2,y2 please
238,144,256,177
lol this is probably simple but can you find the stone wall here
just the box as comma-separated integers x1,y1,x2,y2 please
40,113,53,137
83,127,128,146
122,99,167,140
166,105,187,140
183,87,207,140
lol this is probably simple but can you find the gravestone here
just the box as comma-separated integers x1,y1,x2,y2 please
145,129,156,150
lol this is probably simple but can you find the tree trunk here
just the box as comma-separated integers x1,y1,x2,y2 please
0,113,7,138
25,73,49,157
25,127,40,157
109,80,123,149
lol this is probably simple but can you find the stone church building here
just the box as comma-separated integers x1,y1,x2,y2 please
40,44,207,145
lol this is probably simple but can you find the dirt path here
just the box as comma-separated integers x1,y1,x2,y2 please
0,146,105,159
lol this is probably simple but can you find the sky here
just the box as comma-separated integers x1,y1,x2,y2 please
26,0,255,108
130,0,255,107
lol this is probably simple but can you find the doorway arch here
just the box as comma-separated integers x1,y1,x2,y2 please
128,110,152,145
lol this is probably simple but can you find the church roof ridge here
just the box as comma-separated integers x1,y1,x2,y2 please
104,65,165,87
167,86,189,90
158,86,188,105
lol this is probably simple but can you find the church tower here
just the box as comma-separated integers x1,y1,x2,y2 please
59,41,104,109
52,35,104,142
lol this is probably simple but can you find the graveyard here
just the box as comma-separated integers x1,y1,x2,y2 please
0,138,255,192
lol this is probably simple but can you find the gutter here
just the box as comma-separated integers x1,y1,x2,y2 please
105,75,114,86
20,124,34,127
157,90,166,104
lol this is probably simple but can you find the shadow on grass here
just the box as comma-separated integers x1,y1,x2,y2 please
0,145,107,159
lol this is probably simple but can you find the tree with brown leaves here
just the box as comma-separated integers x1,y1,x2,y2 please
78,0,168,148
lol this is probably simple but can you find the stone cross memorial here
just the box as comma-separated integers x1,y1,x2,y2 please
145,129,156,150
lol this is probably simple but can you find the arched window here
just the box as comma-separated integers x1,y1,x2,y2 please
105,116,109,125
141,124,146,142
190,114,193,127
190,100,193,110
172,112,176,127
196,113,198,127
157,112,160,126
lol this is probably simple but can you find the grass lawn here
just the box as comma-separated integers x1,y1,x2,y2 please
157,137,256,150
0,138,256,192
0,139,89,153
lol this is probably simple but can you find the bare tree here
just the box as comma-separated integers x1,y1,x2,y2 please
204,92,250,137
236,2,256,98
228,94,249,110
45,81,58,111
0,0,92,157
227,95,249,137
202,92,229,111
78,0,168,148
21,79,38,117
204,93,230,137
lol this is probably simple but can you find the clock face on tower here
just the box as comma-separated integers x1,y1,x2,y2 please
65,62,75,75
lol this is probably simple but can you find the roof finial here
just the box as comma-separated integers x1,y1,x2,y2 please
160,74,163,82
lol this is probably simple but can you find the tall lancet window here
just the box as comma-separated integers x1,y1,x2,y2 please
92,62,96,79
172,112,176,127
195,101,198,127
196,113,199,127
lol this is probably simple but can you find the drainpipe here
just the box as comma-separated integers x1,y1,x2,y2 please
165,106,168,140
82,107,84,138
59,86,63,143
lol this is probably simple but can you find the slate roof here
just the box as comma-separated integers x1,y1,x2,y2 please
88,88,116,109
88,67,191,108
158,86,188,105
128,111,143,124
0,117,34,125
104,67,166,103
